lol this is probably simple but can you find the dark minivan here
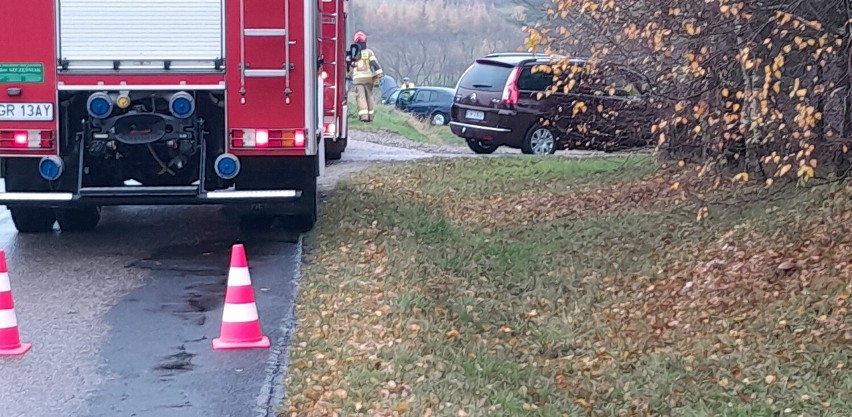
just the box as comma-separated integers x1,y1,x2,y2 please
450,53,652,154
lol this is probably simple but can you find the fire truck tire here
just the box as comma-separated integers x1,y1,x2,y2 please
239,215,276,231
325,137,347,161
10,207,57,233
56,207,102,231
281,213,316,233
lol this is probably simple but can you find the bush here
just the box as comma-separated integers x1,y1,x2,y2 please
524,0,852,184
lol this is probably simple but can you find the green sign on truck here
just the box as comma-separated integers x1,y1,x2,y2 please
0,63,45,83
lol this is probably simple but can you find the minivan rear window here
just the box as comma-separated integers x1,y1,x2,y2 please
458,63,514,92
518,67,554,91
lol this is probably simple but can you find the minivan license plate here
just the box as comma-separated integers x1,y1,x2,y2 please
0,103,53,121
465,110,485,121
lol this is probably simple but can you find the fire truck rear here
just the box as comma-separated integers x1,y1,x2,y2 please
0,0,323,233
319,0,349,161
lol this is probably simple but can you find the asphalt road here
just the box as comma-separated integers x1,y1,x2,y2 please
0,139,434,417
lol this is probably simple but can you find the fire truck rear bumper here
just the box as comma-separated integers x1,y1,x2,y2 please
0,188,303,207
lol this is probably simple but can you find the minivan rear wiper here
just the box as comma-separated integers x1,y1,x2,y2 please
471,84,493,88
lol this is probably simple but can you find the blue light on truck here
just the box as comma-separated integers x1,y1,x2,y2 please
214,154,240,180
169,92,195,118
87,93,113,118
38,156,64,181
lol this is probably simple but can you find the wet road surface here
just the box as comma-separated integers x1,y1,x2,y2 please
0,206,302,417
0,138,434,417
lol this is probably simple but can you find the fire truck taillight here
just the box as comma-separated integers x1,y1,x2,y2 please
0,130,55,150
294,130,306,148
230,129,306,149
324,123,336,136
255,129,269,147
14,132,27,146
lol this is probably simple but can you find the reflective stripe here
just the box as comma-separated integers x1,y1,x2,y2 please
0,309,17,329
353,48,380,80
228,267,252,287
222,303,259,323
358,109,369,115
0,273,9,292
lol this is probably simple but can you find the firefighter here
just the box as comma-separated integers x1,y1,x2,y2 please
401,77,415,89
350,31,383,122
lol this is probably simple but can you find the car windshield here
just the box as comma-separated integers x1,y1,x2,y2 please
459,63,513,92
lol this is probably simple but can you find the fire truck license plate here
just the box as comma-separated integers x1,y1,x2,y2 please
0,103,54,121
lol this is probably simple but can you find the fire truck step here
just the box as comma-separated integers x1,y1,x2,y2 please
244,69,288,78
243,29,287,37
79,186,199,197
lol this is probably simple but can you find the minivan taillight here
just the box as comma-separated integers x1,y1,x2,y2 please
501,67,521,106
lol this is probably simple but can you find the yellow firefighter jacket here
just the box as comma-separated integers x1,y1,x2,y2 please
351,49,383,84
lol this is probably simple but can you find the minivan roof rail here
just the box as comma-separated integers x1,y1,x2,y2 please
485,52,567,59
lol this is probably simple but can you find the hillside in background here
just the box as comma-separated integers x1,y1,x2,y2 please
348,0,539,86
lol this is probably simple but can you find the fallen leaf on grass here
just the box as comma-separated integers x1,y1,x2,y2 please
777,261,797,271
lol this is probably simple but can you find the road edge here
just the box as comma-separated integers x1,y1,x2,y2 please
254,234,304,417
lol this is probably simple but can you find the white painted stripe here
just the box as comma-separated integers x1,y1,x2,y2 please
0,192,74,201
0,309,18,329
57,84,226,91
228,267,252,287
205,190,298,199
222,303,259,323
0,272,9,292
244,28,287,36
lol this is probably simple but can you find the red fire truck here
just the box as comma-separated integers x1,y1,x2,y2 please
319,0,349,160
0,0,350,233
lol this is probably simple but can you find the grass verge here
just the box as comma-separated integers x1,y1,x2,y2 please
284,156,851,417
347,96,464,146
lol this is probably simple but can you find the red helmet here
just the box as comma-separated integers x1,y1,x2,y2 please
353,32,367,43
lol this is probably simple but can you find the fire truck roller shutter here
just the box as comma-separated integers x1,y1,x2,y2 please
58,0,224,68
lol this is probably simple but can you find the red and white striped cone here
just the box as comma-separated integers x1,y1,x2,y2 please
212,244,270,350
0,250,31,356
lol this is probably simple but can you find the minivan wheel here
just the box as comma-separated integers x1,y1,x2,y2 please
430,112,448,125
466,138,499,154
523,125,557,155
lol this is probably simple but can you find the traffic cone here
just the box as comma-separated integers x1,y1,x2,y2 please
0,250,31,356
212,244,270,350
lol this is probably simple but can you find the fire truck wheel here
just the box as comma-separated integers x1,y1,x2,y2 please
281,213,316,233
10,207,57,233
56,207,102,231
239,214,275,231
